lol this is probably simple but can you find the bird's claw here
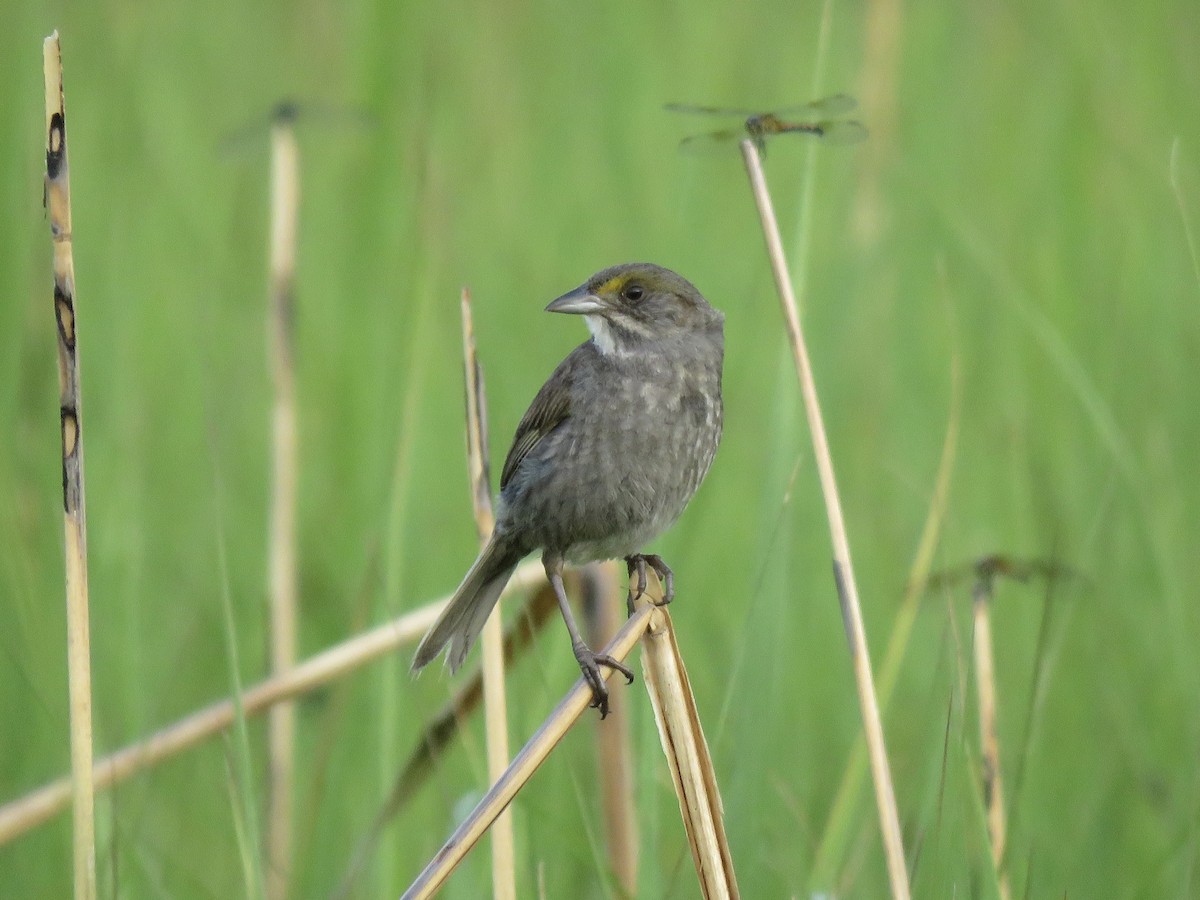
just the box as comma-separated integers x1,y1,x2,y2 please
625,556,648,616
574,643,635,719
624,554,675,614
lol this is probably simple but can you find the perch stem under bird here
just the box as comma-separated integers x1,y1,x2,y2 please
412,263,725,718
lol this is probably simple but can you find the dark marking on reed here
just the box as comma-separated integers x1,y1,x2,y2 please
47,112,66,180
833,560,855,657
54,281,76,352
60,406,79,513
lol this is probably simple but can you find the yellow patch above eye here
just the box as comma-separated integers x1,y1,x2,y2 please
596,275,626,296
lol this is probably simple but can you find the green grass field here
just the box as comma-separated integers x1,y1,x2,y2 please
3,0,1199,896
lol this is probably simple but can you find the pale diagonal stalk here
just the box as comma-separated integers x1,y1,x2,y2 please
0,562,546,847
42,31,97,900
740,139,910,900
265,108,300,900
460,287,516,900
333,585,559,899
400,606,655,900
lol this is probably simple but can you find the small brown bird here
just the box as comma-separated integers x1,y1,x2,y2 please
412,263,724,716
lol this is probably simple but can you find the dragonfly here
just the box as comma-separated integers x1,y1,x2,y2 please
218,99,375,158
922,554,1080,599
665,94,868,155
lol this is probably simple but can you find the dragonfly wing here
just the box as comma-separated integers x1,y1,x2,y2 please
815,119,869,145
665,102,755,116
772,94,859,118
677,129,745,155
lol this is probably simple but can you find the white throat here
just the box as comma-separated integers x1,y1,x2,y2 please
585,315,620,355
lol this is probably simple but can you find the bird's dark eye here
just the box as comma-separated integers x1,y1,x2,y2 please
623,284,644,302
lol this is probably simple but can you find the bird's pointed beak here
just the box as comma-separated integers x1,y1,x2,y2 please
545,286,607,315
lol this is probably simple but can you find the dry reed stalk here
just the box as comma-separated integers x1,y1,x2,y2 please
585,562,638,895
42,31,97,900
459,287,516,900
334,585,558,899
400,606,654,900
740,139,910,899
636,588,738,899
265,104,301,900
930,554,1071,895
0,561,546,847
971,574,1010,900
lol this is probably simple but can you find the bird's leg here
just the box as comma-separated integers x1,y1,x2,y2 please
544,551,635,719
624,553,675,607
623,555,648,616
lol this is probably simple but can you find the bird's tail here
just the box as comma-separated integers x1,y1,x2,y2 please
411,535,524,674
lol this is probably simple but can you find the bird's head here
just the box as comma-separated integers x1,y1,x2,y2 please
545,263,722,355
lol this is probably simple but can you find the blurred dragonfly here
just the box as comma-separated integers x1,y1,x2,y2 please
218,99,375,158
666,94,868,155
923,554,1079,599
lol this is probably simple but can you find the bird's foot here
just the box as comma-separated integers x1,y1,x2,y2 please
573,641,635,719
624,554,675,614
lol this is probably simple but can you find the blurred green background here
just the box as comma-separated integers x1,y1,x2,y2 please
3,0,1199,896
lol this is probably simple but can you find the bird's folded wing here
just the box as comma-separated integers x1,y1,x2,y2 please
499,361,574,491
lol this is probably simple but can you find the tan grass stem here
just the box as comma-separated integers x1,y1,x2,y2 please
0,562,546,847
400,606,654,900
740,139,910,900
972,575,1011,900
459,287,516,900
265,106,301,900
636,589,738,899
42,31,97,900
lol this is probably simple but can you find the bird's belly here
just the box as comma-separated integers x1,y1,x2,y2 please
561,510,676,564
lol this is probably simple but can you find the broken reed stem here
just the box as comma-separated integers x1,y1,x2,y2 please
972,578,1010,900
460,287,516,900
266,106,301,900
637,590,738,899
740,139,910,900
586,563,639,895
0,560,547,847
42,31,97,900
400,606,654,900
